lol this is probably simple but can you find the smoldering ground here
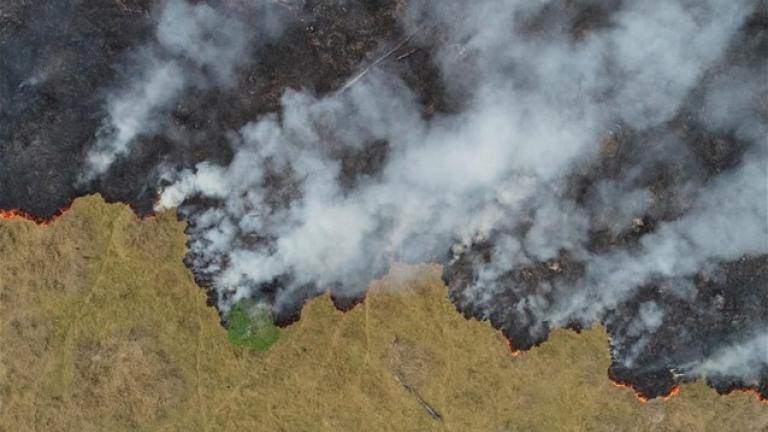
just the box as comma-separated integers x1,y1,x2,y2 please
1,0,767,400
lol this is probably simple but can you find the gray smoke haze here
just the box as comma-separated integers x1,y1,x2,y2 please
86,0,767,388
689,331,768,386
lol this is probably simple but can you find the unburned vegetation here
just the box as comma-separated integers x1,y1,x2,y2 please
0,195,765,431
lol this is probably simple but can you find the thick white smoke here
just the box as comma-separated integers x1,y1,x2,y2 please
157,0,761,307
87,0,767,388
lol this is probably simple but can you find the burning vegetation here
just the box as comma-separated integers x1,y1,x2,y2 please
0,206,70,225
1,0,767,404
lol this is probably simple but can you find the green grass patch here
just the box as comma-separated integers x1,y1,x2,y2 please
226,299,280,351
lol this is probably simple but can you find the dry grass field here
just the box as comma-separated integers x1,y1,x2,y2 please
1,195,766,431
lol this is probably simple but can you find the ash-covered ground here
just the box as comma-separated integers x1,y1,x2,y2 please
1,0,767,400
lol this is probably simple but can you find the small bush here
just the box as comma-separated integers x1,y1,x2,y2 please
227,299,280,351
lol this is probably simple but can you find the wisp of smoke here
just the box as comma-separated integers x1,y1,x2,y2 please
82,0,277,180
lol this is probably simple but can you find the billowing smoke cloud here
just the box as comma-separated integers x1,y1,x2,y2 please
87,0,767,396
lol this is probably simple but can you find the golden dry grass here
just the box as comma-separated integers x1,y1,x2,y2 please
0,195,766,431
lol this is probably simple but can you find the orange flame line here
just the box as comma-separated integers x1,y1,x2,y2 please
662,385,680,401
502,335,522,357
0,199,155,227
611,379,768,405
0,207,69,226
610,379,651,403
725,387,768,405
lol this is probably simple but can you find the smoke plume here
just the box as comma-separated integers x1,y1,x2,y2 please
81,0,767,397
